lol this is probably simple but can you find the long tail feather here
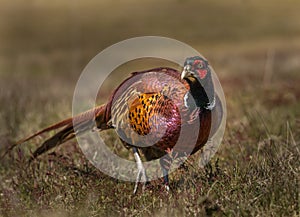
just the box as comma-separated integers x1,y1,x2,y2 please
29,125,76,163
2,104,108,160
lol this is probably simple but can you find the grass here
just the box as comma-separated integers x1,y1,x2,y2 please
1,0,300,216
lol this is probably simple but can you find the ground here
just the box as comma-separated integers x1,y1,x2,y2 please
0,0,299,216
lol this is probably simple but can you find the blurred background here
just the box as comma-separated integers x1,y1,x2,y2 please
0,0,299,216
1,0,300,75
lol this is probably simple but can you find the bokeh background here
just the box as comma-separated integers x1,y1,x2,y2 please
0,0,299,216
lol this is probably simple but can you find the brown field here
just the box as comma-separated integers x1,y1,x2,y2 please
0,0,299,216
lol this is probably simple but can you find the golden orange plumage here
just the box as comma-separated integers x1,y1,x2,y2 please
128,93,177,136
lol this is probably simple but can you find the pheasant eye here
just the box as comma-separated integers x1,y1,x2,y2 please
197,63,204,69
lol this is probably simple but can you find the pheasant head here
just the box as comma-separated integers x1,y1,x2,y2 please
181,56,215,110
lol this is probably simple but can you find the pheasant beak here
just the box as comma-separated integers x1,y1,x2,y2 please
181,65,192,80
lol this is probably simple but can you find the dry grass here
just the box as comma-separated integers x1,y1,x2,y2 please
1,0,300,216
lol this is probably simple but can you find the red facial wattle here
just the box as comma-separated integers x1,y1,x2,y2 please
198,69,207,79
193,59,201,65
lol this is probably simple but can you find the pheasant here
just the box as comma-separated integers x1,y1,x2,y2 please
5,56,222,193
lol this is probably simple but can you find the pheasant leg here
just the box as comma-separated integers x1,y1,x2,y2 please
132,147,147,194
160,155,172,191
